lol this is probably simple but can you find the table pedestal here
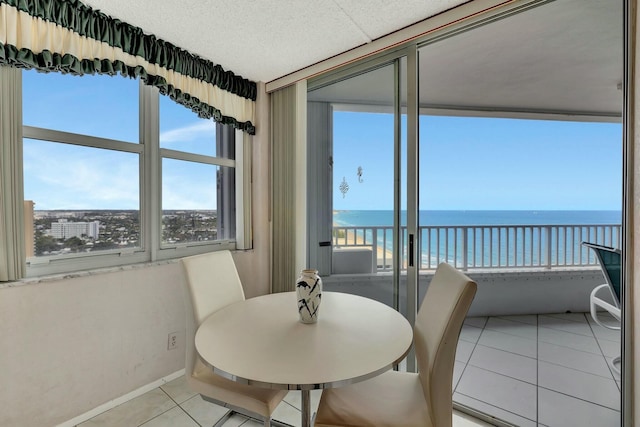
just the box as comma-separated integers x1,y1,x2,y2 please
302,389,311,427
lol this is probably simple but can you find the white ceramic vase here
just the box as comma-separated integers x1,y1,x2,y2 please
296,269,322,323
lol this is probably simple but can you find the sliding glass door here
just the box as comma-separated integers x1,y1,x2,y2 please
307,58,412,318
305,0,624,423
415,0,623,424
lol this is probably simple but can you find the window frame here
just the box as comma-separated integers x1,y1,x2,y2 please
21,76,248,277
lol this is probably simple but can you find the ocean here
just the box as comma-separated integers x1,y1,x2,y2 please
333,210,622,227
333,210,622,268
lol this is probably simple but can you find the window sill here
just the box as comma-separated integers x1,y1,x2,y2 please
1,259,179,290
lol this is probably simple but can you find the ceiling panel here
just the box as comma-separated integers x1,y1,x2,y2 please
80,0,468,82
309,0,623,120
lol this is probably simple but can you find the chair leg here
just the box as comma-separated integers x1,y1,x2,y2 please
213,409,235,427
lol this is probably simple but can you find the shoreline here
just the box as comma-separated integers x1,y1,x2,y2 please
333,224,394,268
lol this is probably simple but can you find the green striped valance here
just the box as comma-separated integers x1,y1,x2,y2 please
0,0,257,134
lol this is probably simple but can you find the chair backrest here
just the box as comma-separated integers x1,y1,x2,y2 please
414,263,477,427
582,242,621,307
181,250,245,378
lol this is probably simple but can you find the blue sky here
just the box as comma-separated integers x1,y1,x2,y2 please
333,111,623,211
21,70,623,212
22,70,218,210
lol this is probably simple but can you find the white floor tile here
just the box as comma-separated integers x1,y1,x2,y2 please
538,315,595,336
538,361,620,411
477,328,537,358
281,389,321,413
453,361,466,390
452,409,496,427
271,401,302,427
538,341,613,379
543,312,588,323
139,407,199,427
485,317,537,340
456,365,537,421
597,338,621,358
160,376,198,404
591,324,622,342
538,388,620,427
454,393,537,427
179,394,229,427
464,316,488,329
456,339,475,363
459,324,483,343
78,388,176,427
223,413,258,426
467,344,537,384
538,326,601,354
496,314,537,326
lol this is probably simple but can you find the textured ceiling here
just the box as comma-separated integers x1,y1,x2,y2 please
80,0,469,83
309,0,623,119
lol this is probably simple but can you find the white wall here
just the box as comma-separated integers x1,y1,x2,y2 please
323,269,606,317
0,83,273,427
0,263,185,427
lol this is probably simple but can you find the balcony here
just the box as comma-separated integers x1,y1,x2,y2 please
325,222,622,426
331,223,622,272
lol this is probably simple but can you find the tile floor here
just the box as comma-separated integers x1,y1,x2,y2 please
76,311,620,427
453,312,621,427
76,375,493,427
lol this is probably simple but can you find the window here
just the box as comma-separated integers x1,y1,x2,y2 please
21,70,246,276
159,96,236,247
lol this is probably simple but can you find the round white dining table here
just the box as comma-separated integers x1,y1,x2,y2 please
195,291,413,427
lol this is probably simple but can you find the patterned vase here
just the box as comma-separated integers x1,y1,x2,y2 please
296,269,322,324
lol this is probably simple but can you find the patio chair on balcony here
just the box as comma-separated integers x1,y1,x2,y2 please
582,242,621,374
181,251,288,427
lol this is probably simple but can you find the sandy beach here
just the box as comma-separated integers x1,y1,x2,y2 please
333,223,394,269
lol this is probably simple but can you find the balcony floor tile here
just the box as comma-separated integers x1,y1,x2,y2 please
456,365,538,421
538,388,620,427
477,328,537,358
467,344,537,384
538,325,601,354
538,361,620,411
538,341,613,379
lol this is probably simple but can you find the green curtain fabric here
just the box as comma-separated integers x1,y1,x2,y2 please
0,0,257,134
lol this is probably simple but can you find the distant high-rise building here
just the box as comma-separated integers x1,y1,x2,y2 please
50,219,100,239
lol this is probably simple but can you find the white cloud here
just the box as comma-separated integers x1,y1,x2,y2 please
161,170,216,210
23,141,139,209
159,121,216,144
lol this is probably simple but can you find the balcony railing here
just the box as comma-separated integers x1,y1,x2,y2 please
332,223,621,272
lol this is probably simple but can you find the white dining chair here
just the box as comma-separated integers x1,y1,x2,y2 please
314,262,477,427
181,250,288,427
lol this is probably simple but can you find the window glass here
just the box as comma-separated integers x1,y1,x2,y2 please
19,69,241,274
159,95,217,156
162,159,235,244
23,138,140,257
22,70,139,143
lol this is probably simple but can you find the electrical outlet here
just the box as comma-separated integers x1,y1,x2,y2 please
167,332,179,350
